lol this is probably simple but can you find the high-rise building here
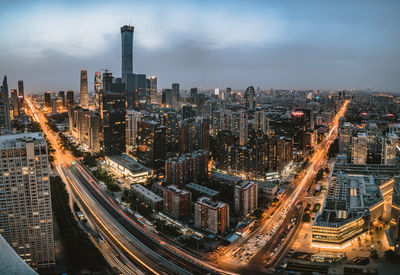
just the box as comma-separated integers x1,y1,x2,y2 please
172,83,180,107
161,88,172,108
51,98,57,115
163,185,191,218
254,110,270,135
121,25,134,84
137,121,166,169
195,196,229,235
382,134,398,165
102,71,114,91
190,88,198,104
234,180,258,216
352,133,368,164
0,133,55,269
125,109,142,154
0,76,11,131
80,70,89,106
165,150,209,187
101,91,126,155
231,110,248,146
87,112,101,153
127,73,146,108
244,86,256,110
66,90,74,107
58,91,65,106
17,80,24,110
94,72,101,108
161,111,179,153
148,76,158,104
10,89,19,118
44,91,51,108
339,122,352,160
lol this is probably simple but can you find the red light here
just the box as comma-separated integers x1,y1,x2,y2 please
291,111,304,117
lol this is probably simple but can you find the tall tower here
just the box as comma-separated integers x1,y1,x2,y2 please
121,25,134,84
18,80,24,109
0,75,11,131
80,70,89,106
94,71,101,108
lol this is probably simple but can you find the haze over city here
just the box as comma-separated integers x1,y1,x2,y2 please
1,0,400,92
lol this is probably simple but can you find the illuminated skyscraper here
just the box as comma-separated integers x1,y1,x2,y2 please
94,71,101,108
121,25,134,84
0,76,11,131
66,90,74,107
148,76,158,103
125,109,142,154
80,70,88,106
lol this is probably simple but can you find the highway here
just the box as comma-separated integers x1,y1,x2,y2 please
26,97,236,275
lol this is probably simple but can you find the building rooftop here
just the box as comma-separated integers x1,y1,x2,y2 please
106,154,150,174
236,180,256,189
0,233,37,275
0,132,44,147
186,183,219,197
313,162,395,228
197,196,227,209
165,185,190,196
131,184,163,203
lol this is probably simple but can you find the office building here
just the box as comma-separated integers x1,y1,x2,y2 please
10,89,19,118
234,180,258,216
44,91,51,108
163,185,191,218
87,112,101,153
190,88,198,104
339,122,352,159
161,111,179,153
66,90,74,107
126,109,142,154
51,98,57,115
17,80,24,109
121,25,134,84
0,76,11,131
126,73,146,109
382,134,398,165
161,88,172,108
58,91,65,107
148,76,158,104
0,133,55,268
137,121,166,169
80,70,89,106
101,91,126,155
94,71,101,108
195,196,229,235
172,83,180,107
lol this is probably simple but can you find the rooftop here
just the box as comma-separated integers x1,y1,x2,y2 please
165,185,190,195
197,196,227,209
186,182,219,197
106,154,150,174
0,132,44,147
131,184,163,203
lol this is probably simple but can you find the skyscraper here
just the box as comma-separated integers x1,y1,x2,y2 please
195,197,229,235
44,91,52,108
244,86,256,110
94,71,101,108
0,133,55,269
148,76,158,103
137,121,166,169
66,90,74,107
0,75,11,131
121,25,134,84
172,83,180,107
80,70,89,106
10,89,19,118
125,109,142,154
18,80,24,109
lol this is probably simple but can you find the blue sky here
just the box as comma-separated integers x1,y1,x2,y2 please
1,0,399,93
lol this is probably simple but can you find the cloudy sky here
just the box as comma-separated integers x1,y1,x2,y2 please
1,0,400,93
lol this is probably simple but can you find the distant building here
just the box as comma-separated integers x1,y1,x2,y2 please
17,80,24,109
0,133,55,268
163,185,191,218
94,71,101,108
66,90,74,107
234,180,258,216
80,69,89,106
148,76,158,104
244,86,255,110
121,25,134,84
195,196,229,235
44,90,51,108
0,76,11,131
231,110,248,146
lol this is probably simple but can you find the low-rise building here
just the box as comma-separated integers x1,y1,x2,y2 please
185,182,219,198
105,154,152,185
131,184,163,210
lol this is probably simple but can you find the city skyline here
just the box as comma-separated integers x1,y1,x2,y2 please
1,0,400,92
